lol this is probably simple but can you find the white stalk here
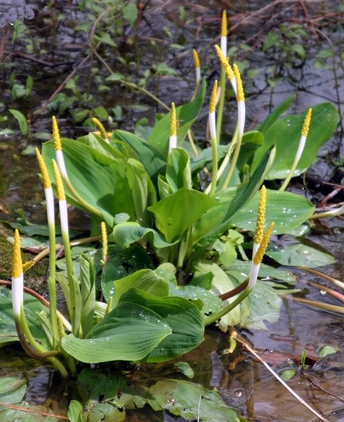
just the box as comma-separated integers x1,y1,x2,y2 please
209,111,216,141
220,36,227,56
59,199,69,235
12,275,24,317
55,150,68,178
169,135,177,151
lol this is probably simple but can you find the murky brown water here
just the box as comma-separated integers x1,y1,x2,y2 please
1,1,344,421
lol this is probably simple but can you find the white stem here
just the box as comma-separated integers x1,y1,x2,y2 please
248,262,260,290
12,275,24,317
295,134,306,161
209,111,216,141
44,187,55,226
252,241,260,258
59,200,69,234
237,100,245,135
220,36,227,56
56,150,68,178
195,67,201,83
169,135,177,151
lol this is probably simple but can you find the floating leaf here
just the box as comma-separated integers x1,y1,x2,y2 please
148,379,239,422
266,243,335,267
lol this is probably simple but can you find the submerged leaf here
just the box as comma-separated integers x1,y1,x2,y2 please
148,379,239,422
266,243,335,267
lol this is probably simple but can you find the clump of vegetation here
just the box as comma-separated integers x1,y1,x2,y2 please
0,3,342,422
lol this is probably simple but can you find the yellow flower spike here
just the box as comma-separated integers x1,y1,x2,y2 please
92,117,108,140
233,63,244,101
253,185,267,244
214,45,235,81
221,10,227,37
170,103,177,137
192,49,200,68
52,116,62,151
301,108,312,137
52,159,66,201
12,229,22,278
100,222,108,265
22,260,35,273
35,148,51,189
253,222,274,265
209,80,218,114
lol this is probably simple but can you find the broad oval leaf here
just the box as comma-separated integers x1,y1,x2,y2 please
252,102,338,179
111,223,175,249
266,243,335,267
61,302,171,363
119,289,204,362
148,379,239,422
42,139,135,226
148,188,218,242
229,189,315,234
113,269,169,305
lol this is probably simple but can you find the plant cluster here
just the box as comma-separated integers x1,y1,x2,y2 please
0,7,340,422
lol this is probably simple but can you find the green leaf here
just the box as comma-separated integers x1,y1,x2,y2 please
263,31,280,51
242,280,282,330
114,130,166,183
257,95,296,134
126,158,157,225
42,139,135,226
190,145,228,174
113,269,169,305
9,109,28,136
290,44,306,60
281,369,296,381
0,287,50,347
148,80,206,157
252,103,338,179
78,133,126,163
93,106,108,120
148,188,217,242
119,289,204,362
229,189,315,234
193,146,275,253
111,223,175,249
166,148,192,191
194,261,240,331
68,400,83,422
101,245,154,301
229,261,297,283
266,243,335,268
61,302,172,363
148,379,239,422
0,376,26,403
123,2,138,26
175,362,194,378
236,130,264,170
95,32,116,46
168,283,222,317
79,254,96,336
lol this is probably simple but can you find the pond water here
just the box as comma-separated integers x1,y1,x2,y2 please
0,0,344,421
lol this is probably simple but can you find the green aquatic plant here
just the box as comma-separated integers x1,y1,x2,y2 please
0,9,340,421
